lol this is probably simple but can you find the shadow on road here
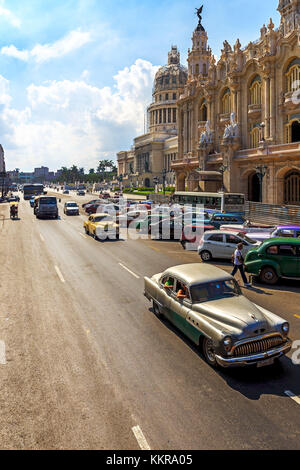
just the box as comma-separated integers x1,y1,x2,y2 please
150,307,300,401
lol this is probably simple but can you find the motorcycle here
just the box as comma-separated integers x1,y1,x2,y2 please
10,203,18,220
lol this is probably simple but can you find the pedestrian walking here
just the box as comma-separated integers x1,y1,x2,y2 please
231,242,251,287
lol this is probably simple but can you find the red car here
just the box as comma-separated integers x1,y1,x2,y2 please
180,224,215,249
85,203,103,214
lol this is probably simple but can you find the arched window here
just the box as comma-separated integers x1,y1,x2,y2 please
284,170,300,205
285,119,300,143
286,58,300,93
249,76,262,105
221,89,231,114
195,64,199,75
199,99,207,122
203,63,207,75
249,125,262,148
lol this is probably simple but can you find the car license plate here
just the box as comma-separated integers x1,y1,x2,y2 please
257,358,274,368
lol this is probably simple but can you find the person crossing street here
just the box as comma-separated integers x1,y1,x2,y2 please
231,242,251,287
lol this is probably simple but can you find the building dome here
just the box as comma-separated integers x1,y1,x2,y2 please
153,46,188,94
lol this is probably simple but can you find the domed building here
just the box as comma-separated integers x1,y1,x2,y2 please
117,46,187,189
172,1,300,205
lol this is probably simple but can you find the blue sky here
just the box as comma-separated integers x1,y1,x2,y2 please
0,0,280,171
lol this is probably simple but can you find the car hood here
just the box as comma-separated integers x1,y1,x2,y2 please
96,221,118,229
192,295,271,337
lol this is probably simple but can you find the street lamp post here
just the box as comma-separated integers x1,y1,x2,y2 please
219,164,228,193
162,168,167,196
259,122,266,142
255,165,267,203
153,176,159,194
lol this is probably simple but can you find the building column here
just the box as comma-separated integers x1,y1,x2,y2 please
183,107,188,154
270,74,276,142
264,76,270,139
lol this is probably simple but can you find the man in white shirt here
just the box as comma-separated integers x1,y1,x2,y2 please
231,242,251,287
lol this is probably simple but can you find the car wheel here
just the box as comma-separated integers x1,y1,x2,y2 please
153,300,163,318
202,337,218,368
200,250,212,262
93,232,98,241
259,267,278,285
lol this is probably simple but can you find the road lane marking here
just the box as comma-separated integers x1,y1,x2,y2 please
294,315,300,320
0,340,6,365
39,233,45,242
132,426,151,450
285,390,300,405
119,263,140,279
55,266,65,283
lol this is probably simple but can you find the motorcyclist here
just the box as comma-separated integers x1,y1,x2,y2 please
10,203,18,219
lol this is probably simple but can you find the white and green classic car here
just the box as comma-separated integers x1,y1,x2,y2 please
144,264,292,368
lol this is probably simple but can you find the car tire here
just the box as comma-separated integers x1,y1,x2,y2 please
259,267,278,285
200,250,212,262
153,300,163,318
202,337,218,368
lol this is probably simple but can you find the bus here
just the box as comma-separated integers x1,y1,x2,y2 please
172,192,245,214
23,184,44,200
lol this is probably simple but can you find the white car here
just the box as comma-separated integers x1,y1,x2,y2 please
198,230,260,262
64,201,79,215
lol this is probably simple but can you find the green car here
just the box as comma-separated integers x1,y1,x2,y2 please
244,238,300,285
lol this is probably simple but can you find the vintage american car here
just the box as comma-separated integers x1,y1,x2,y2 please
144,264,291,368
84,213,120,240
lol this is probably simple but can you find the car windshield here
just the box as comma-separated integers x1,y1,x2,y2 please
190,279,242,303
67,203,78,207
39,198,56,205
94,216,112,222
238,233,256,244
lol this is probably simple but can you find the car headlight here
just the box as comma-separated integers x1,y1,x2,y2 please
223,336,232,351
281,322,289,336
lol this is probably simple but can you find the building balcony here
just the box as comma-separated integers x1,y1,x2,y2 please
248,104,262,115
283,91,300,109
219,113,230,122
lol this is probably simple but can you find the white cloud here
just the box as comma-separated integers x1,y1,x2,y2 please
1,29,92,63
0,5,21,28
1,59,159,171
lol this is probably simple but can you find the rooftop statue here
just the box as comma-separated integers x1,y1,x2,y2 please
195,5,203,24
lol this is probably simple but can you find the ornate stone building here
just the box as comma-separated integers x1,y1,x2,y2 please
172,1,300,205
117,46,187,188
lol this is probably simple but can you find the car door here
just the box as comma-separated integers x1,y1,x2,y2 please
277,244,299,277
168,279,192,337
205,233,225,258
224,234,243,259
156,275,173,317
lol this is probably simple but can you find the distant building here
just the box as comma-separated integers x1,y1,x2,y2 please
117,46,187,188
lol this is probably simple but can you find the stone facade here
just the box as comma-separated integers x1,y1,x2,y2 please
172,0,300,205
117,46,187,188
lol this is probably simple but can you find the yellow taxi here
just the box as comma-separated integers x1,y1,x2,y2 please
84,213,120,240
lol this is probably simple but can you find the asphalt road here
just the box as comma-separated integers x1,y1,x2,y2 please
0,193,300,450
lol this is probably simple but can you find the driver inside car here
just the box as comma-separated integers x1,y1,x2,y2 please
177,282,188,299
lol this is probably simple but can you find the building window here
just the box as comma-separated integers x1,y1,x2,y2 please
286,59,300,93
173,93,176,100
172,76,177,84
249,76,262,105
203,63,207,75
173,108,177,123
285,170,300,204
249,125,262,148
195,64,199,74
159,109,162,123
221,89,231,114
286,119,300,143
168,108,172,123
163,109,166,123
199,100,207,121
166,93,169,101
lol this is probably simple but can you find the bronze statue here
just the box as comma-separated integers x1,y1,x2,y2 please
195,5,203,23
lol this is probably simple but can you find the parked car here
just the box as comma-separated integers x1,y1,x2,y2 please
77,190,85,196
221,223,275,234
144,263,291,368
84,213,119,240
85,203,103,214
82,199,101,208
246,225,300,242
64,201,79,216
244,237,300,284
63,190,69,194
209,213,245,229
30,197,35,207
180,223,216,249
197,230,260,262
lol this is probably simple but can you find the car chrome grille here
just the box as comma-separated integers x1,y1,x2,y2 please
233,335,284,357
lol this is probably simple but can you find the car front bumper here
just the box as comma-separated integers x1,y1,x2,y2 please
215,339,292,368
